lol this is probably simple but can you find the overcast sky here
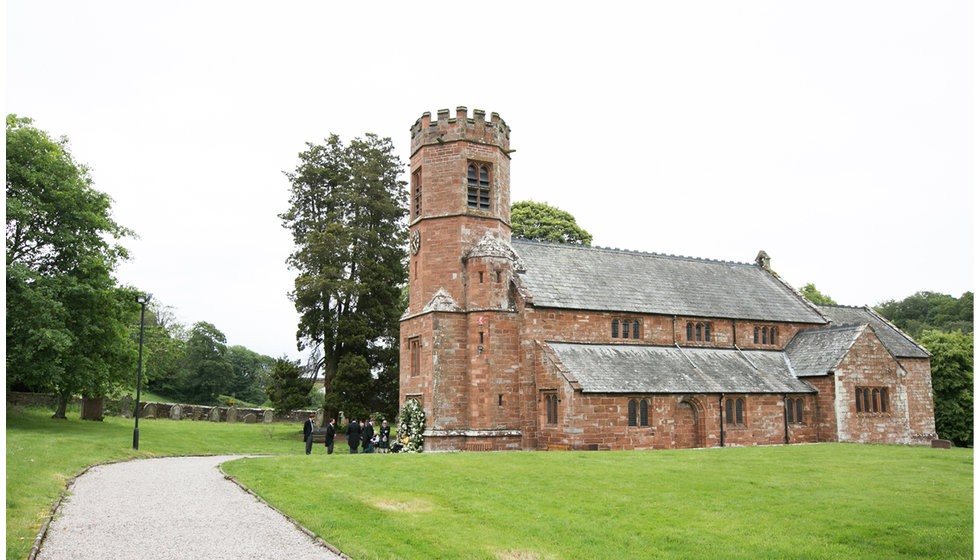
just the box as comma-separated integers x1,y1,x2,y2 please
6,1,973,360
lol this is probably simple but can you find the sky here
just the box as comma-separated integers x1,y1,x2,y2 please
6,1,974,361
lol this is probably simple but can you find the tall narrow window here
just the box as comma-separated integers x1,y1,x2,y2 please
855,387,863,412
863,388,870,413
687,323,694,341
770,327,777,345
754,327,760,343
735,399,744,425
467,164,491,210
628,399,638,426
633,320,640,339
621,320,630,339
696,324,702,342
786,399,795,423
872,389,880,412
795,398,803,423
409,337,421,377
725,399,734,424
880,389,888,413
704,323,711,342
412,168,422,218
544,393,558,425
762,327,768,345
639,399,649,427
612,319,619,338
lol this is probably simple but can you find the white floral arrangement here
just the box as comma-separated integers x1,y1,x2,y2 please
397,399,426,453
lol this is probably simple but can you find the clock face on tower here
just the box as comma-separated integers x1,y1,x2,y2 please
410,230,421,255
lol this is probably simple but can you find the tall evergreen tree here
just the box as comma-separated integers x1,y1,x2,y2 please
280,133,408,421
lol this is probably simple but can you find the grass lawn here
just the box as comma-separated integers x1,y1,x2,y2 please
5,405,302,559
224,444,973,560
6,405,973,560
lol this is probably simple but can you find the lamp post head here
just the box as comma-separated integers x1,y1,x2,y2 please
136,293,153,305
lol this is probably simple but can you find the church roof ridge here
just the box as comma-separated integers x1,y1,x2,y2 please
511,238,754,267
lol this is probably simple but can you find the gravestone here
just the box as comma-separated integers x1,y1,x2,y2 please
243,413,257,424
170,404,182,421
142,403,157,419
189,406,202,421
931,439,952,449
315,409,324,427
209,407,221,422
263,410,274,424
80,397,105,421
118,395,134,418
226,407,238,423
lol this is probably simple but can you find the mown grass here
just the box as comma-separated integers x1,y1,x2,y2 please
6,405,973,560
224,444,973,560
5,405,302,559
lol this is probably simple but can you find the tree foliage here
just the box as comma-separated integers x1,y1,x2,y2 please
280,133,408,421
800,283,837,306
511,200,593,245
179,321,235,404
6,115,137,417
875,291,973,339
918,330,973,447
266,357,313,414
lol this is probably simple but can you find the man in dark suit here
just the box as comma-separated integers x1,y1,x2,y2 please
325,418,336,454
347,418,361,454
361,419,375,453
303,413,316,455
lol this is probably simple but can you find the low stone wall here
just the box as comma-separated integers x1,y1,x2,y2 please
7,391,316,424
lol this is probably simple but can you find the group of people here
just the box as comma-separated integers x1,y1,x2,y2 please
303,415,393,455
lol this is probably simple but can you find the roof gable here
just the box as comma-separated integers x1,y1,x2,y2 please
784,325,865,377
816,304,929,358
513,240,826,324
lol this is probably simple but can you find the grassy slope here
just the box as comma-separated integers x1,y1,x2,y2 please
224,445,973,560
6,406,973,560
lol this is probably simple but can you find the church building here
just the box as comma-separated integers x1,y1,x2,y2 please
399,107,936,452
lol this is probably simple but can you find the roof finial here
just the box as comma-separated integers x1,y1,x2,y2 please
755,250,771,270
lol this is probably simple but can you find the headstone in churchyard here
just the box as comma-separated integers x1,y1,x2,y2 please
118,395,134,418
170,404,182,420
142,403,157,419
226,407,238,423
209,407,221,422
80,396,105,421
243,413,257,424
263,409,274,424
189,406,202,421
315,409,324,427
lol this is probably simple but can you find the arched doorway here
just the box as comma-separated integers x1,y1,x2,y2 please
675,397,707,449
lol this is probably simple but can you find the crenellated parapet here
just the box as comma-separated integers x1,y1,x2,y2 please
410,106,510,156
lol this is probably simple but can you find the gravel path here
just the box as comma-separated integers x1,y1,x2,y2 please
36,455,345,560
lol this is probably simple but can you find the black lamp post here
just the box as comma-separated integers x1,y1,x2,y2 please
133,292,152,449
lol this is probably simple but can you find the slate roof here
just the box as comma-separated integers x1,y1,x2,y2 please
816,304,930,358
783,325,865,377
512,240,826,324
545,342,816,394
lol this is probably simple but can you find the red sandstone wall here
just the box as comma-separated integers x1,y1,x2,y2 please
900,357,937,444
804,375,838,442
833,329,912,444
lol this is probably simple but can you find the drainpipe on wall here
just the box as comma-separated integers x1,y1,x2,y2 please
719,394,725,447
783,393,790,445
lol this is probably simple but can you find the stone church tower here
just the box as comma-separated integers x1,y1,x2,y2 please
399,107,525,451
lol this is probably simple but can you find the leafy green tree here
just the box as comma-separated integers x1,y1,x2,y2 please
225,345,274,404
6,115,136,417
141,302,189,399
919,330,973,446
876,291,973,338
266,357,313,414
179,321,234,404
800,283,837,305
511,201,593,245
280,133,407,422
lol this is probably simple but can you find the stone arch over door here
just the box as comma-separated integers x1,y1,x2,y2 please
675,397,707,449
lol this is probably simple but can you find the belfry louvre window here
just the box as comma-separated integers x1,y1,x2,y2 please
467,163,491,210
412,168,422,218
855,387,889,413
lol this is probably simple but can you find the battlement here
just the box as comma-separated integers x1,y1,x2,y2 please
410,106,510,155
